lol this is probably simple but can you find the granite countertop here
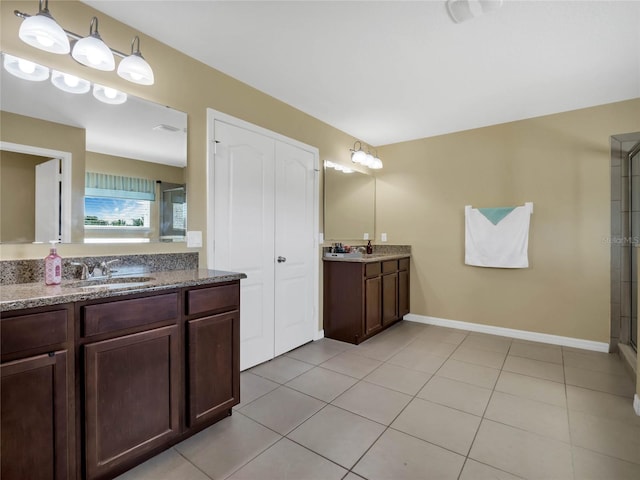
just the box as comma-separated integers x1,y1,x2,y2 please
0,269,247,312
322,253,410,263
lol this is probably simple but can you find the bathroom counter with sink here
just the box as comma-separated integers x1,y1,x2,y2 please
0,269,247,311
323,252,410,263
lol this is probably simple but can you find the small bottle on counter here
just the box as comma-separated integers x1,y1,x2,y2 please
366,240,373,254
44,241,62,285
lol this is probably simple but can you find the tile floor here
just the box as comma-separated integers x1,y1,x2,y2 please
117,321,640,480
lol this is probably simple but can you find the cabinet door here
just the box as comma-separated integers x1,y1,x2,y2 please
84,325,180,480
364,276,382,335
382,273,399,325
1,351,68,480
399,269,410,317
187,310,240,427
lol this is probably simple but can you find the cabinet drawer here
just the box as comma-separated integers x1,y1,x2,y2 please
365,262,381,278
1,309,68,356
382,260,398,274
399,258,410,271
82,293,178,337
186,283,240,316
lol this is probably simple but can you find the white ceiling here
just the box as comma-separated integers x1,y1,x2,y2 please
82,0,640,147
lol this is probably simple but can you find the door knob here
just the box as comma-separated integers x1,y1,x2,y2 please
277,256,287,263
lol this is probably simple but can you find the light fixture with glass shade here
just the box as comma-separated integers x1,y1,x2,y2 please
325,161,353,174
364,151,375,168
16,0,70,54
350,141,367,165
51,70,90,94
71,17,115,71
93,83,127,105
349,140,383,170
3,53,49,81
117,36,154,85
14,2,154,85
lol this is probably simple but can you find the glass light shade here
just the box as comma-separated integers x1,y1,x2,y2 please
3,54,49,81
370,157,383,169
93,84,127,104
351,150,367,164
72,36,115,71
364,153,375,168
18,13,70,54
51,70,90,94
117,53,154,85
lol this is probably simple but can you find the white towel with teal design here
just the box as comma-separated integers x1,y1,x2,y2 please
465,203,533,268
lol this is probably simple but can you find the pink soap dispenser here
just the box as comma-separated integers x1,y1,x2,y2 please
45,241,62,285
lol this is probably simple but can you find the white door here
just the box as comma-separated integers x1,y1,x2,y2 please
274,141,316,356
210,115,317,370
35,158,61,243
214,121,276,370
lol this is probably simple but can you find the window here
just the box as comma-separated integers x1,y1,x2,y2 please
83,172,156,242
84,197,151,229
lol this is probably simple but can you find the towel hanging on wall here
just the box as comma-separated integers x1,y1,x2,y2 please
465,202,533,268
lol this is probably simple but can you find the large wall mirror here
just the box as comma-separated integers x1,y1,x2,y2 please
0,53,187,244
323,161,375,241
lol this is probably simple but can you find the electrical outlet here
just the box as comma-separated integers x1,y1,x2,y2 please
363,233,369,240
186,231,202,248
381,233,387,242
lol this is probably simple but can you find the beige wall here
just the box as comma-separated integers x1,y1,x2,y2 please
377,99,640,343
1,111,86,242
0,150,42,242
0,0,355,261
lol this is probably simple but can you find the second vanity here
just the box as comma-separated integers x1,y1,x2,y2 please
323,249,410,344
0,264,245,480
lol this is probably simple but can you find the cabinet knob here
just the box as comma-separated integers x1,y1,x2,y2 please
277,256,287,263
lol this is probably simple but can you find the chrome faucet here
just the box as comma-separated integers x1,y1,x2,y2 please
98,259,121,278
71,262,92,280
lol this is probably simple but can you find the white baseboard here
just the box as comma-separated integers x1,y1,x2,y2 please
634,395,640,416
314,329,325,341
404,313,609,353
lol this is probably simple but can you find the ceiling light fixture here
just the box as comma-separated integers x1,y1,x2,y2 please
3,52,127,105
350,141,383,170
71,17,114,71
3,53,49,81
92,83,127,105
350,141,367,165
17,0,70,54
325,160,353,174
117,36,154,85
14,1,154,85
51,69,90,94
446,0,503,23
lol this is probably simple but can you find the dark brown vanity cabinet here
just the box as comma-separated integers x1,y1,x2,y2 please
324,256,410,344
0,279,241,480
79,293,181,480
1,306,74,480
185,283,240,429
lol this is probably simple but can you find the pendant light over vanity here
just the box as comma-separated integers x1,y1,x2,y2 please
13,0,155,86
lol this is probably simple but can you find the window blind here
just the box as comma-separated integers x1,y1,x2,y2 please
85,172,156,201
